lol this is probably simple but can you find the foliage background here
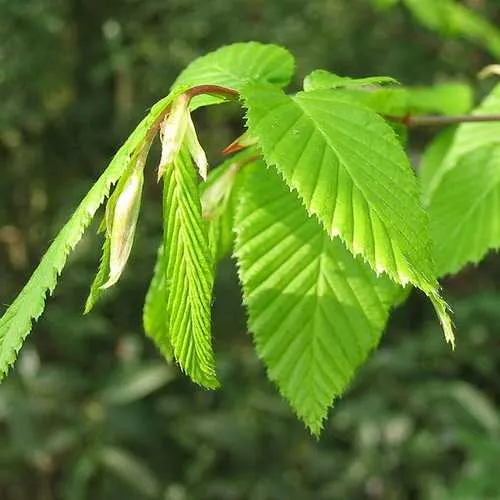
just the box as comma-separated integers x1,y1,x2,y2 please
2,0,500,498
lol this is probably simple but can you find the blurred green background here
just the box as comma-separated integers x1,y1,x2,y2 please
2,0,500,498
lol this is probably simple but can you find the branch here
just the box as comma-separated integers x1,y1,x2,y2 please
386,113,500,127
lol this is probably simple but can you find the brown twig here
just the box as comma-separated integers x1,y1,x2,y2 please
386,113,500,127
185,84,240,101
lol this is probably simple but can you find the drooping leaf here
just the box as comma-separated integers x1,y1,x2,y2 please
303,69,398,92
0,94,174,379
242,84,453,345
425,84,500,197
172,42,295,109
156,147,218,388
201,150,253,261
86,155,148,312
143,244,173,361
102,165,144,289
429,146,500,277
84,235,111,314
419,126,456,203
235,164,401,433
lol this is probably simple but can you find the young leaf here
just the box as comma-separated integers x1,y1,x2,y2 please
172,42,295,109
425,84,500,197
143,244,173,361
419,126,456,203
338,83,472,117
303,69,398,92
102,165,144,289
242,84,453,345
235,164,401,434
201,150,252,261
156,147,218,388
84,236,111,314
429,146,500,277
0,94,174,379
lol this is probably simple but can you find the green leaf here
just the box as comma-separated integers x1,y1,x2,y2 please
235,164,401,433
0,94,174,379
303,69,398,92
143,244,173,361
242,84,453,344
429,146,500,276
172,42,295,109
419,126,456,204
201,151,252,261
84,236,111,314
341,83,472,117
426,84,500,198
158,147,218,388
425,85,500,276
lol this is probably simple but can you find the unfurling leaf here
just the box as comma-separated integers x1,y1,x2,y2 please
185,113,208,180
143,244,173,360
201,162,239,220
201,152,251,261
152,147,218,388
158,94,189,181
0,92,173,379
101,165,144,289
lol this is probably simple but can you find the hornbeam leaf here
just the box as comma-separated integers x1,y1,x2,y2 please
156,147,218,388
0,94,174,379
426,83,500,198
143,245,173,361
419,126,456,203
235,164,401,433
242,84,453,345
336,83,472,117
429,146,500,276
84,235,111,314
172,42,295,109
201,151,252,261
425,84,500,277
303,69,398,92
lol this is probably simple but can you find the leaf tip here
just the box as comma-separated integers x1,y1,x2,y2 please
429,291,455,348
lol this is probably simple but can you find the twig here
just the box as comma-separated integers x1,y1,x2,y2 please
386,113,500,127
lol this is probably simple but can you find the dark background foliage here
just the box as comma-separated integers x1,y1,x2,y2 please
2,0,500,498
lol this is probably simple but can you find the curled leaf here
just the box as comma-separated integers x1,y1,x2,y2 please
158,94,189,181
201,162,239,220
102,166,144,289
185,113,208,180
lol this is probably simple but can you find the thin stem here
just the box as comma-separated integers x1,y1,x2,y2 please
185,84,240,101
386,113,500,127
